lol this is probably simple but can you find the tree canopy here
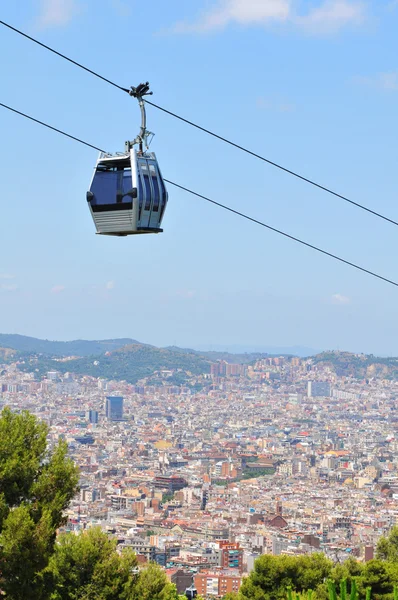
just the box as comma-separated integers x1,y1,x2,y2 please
0,407,80,599
238,549,398,600
376,526,398,563
239,553,333,600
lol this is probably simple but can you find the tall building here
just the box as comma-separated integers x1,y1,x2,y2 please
86,409,99,424
201,487,209,511
210,362,245,377
105,396,124,421
218,541,243,573
225,364,245,377
307,381,331,398
210,362,226,377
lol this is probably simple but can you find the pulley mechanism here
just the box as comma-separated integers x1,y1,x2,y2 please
126,82,154,153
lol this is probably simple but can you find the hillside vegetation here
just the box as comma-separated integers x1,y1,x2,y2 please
0,334,141,356
313,351,398,379
0,347,17,361
165,345,273,364
5,337,398,385
17,343,212,384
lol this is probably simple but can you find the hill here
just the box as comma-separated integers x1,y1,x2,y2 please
0,347,17,361
0,334,274,364
312,351,398,379
0,334,143,356
7,340,398,385
16,343,212,385
165,346,273,364
0,333,279,386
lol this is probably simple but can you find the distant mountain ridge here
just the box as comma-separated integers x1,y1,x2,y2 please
0,334,279,363
0,334,143,357
2,336,398,384
164,346,278,364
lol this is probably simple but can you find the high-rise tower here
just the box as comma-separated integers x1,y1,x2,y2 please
105,396,123,421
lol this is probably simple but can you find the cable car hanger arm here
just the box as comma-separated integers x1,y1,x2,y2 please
127,82,153,153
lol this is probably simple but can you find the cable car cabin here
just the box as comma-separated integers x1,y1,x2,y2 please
87,148,168,236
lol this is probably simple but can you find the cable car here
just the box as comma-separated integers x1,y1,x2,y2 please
87,83,168,236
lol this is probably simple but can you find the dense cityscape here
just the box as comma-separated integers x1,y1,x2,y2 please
1,346,398,597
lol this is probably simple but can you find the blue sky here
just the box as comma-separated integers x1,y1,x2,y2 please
1,0,398,354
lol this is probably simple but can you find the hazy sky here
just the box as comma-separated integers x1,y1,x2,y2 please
1,0,398,354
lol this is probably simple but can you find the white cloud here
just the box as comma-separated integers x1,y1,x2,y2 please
172,0,365,34
37,0,79,28
174,0,291,32
331,293,351,305
295,0,365,33
111,0,132,17
354,72,398,91
51,285,65,294
105,281,115,290
0,284,18,292
0,273,16,280
176,289,196,299
256,96,295,112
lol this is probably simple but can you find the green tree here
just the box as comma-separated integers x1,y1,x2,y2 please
162,492,174,503
0,407,193,600
239,554,333,600
42,526,138,600
129,562,180,600
357,560,394,600
0,407,79,599
377,527,398,563
315,558,365,600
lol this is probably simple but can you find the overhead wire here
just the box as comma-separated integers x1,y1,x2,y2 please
0,20,129,93
146,99,398,228
1,100,397,289
0,103,104,152
165,180,398,289
1,19,398,228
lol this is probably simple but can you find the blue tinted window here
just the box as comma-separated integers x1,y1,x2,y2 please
122,168,132,195
159,177,167,219
149,164,159,212
151,173,160,212
90,171,118,205
138,161,153,211
137,174,144,214
143,174,151,211
137,172,144,215
90,163,133,205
